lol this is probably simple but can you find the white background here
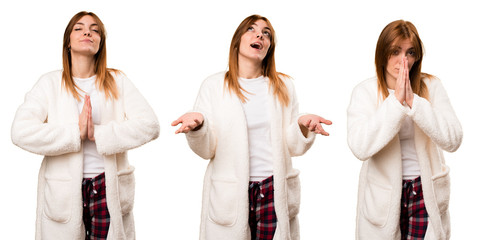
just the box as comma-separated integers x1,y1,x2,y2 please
1,0,478,239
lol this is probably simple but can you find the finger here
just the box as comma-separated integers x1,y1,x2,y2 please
81,97,88,112
318,117,333,125
399,58,404,75
88,105,92,120
181,125,191,134
399,58,406,82
406,74,412,90
404,63,409,79
171,118,182,126
194,119,203,125
174,127,182,134
174,126,184,134
87,96,92,108
304,119,312,128
188,122,199,130
315,124,330,136
88,113,93,129
175,125,189,134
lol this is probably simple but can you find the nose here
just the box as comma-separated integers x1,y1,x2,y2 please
83,30,91,37
256,32,263,40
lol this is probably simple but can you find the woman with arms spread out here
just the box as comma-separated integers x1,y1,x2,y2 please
11,11,159,239
347,20,462,240
172,15,331,240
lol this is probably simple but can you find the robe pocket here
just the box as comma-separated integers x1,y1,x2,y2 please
431,164,450,215
208,177,238,226
118,166,136,215
43,177,72,223
362,178,392,227
286,169,301,219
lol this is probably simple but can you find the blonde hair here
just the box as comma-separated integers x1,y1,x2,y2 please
375,20,430,101
62,11,118,101
225,14,290,107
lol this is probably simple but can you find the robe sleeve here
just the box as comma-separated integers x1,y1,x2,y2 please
11,76,81,156
94,74,159,155
347,82,408,161
285,78,316,157
186,79,217,160
408,78,462,152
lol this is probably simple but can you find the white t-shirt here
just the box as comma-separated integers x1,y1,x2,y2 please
239,76,274,182
74,75,104,178
388,89,421,179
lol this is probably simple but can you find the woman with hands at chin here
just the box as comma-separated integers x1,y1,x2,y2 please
11,11,159,240
347,20,462,240
172,14,331,240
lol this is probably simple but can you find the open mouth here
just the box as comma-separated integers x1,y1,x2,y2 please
250,42,262,50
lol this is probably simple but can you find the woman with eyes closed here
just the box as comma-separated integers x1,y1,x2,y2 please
347,20,462,240
172,14,332,240
11,11,159,239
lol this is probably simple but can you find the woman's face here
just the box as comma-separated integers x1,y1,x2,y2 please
69,15,101,57
238,19,272,64
385,38,416,83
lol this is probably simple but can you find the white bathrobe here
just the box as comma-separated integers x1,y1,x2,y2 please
11,70,159,239
186,72,315,240
347,77,462,240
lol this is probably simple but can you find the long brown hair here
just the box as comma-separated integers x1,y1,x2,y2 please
225,15,290,107
375,20,429,101
62,11,118,101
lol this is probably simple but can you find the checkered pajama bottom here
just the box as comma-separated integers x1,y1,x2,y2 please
82,172,110,240
400,176,428,240
248,175,277,240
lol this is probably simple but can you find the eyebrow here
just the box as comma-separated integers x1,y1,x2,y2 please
251,23,271,31
392,45,415,50
74,22,98,27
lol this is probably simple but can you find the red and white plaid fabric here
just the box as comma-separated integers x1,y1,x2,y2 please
249,175,277,240
400,176,429,240
82,172,110,240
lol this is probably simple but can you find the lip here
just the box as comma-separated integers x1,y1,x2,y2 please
250,41,263,50
81,39,93,43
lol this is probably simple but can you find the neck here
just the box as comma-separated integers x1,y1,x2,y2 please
386,75,396,90
71,53,96,78
238,55,263,79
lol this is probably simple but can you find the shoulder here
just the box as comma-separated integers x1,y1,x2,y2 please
422,74,449,99
107,69,135,92
278,73,294,89
200,71,226,89
354,76,377,91
107,69,127,82
351,76,378,98
38,70,62,83
421,74,441,88
204,71,226,83
33,70,63,90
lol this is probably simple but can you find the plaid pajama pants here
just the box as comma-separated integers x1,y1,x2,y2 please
82,172,110,240
248,175,277,240
400,176,428,240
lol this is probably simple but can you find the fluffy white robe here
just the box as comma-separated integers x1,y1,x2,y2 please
11,70,159,240
347,77,462,240
187,72,315,240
